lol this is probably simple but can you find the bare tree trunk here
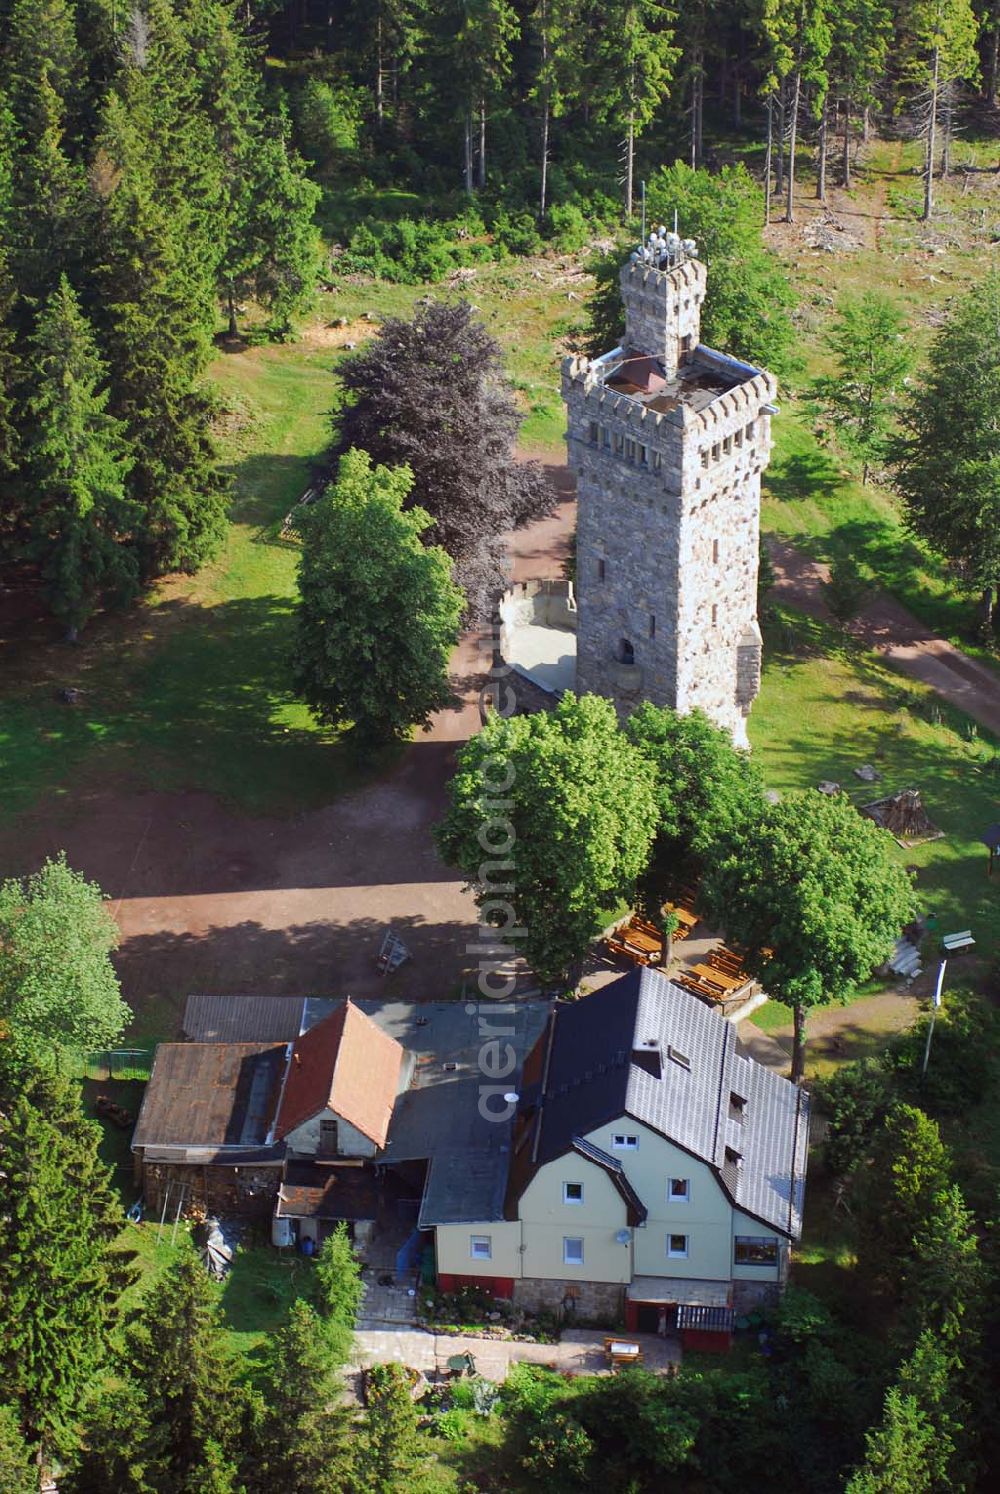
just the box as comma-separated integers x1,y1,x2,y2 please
923,47,940,222
776,82,786,197
786,69,801,222
816,93,828,201
478,98,486,189
940,83,953,177
540,96,549,215
764,93,774,227
690,48,703,168
227,285,238,339
990,28,999,108
375,10,383,126
791,1002,807,1084
625,113,635,218
842,94,852,188
464,108,473,194
982,585,995,631
863,105,870,142
733,64,742,126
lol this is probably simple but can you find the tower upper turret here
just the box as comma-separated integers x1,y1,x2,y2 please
621,242,707,375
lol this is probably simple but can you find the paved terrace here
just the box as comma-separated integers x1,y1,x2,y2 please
351,1326,681,1382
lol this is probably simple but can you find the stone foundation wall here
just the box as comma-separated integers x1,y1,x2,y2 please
513,1277,626,1321
732,1279,782,1314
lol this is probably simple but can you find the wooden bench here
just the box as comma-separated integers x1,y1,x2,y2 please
605,1337,643,1369
942,930,975,954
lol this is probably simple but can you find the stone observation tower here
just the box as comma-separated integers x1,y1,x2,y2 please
562,232,777,748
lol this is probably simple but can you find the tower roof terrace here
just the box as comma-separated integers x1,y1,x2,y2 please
589,343,768,417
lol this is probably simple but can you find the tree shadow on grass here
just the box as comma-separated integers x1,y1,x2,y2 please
766,447,844,504
225,451,330,531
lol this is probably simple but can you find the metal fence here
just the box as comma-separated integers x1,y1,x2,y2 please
83,1048,155,1081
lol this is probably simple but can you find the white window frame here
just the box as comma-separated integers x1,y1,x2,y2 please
667,1233,689,1259
667,1177,690,1204
563,1237,585,1266
470,1235,492,1261
563,1181,584,1205
612,1133,639,1150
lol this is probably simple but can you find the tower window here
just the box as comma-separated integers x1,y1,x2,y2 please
597,558,606,581
601,426,611,448
745,420,755,439
649,614,656,638
723,435,732,455
613,431,624,455
735,428,743,447
588,420,599,444
639,444,648,466
711,443,721,462
625,438,636,462
711,605,718,627
700,449,709,470
619,638,635,666
652,451,662,471
681,334,692,354
712,539,719,564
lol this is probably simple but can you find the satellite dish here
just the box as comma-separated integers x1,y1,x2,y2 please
657,224,667,236
615,1228,631,1245
666,231,680,250
629,250,639,263
683,238,698,256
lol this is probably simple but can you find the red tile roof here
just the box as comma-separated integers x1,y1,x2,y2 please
276,999,403,1147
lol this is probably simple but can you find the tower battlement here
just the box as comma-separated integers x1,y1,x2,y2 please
567,247,776,748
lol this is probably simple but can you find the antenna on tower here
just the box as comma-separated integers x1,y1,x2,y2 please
640,180,646,249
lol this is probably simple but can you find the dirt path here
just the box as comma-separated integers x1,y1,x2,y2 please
742,990,921,1078
769,539,1000,737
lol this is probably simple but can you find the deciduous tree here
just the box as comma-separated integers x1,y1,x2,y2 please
436,693,657,984
334,300,552,616
814,291,913,483
700,792,913,1080
0,854,130,1067
293,448,463,745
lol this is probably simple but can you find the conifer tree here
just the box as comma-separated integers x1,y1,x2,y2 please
0,1404,36,1494
530,0,581,214
900,0,980,220
591,0,679,218
21,275,138,635
891,268,1000,629
124,1252,246,1493
0,247,20,548
248,1299,353,1494
0,1064,135,1456
358,1363,420,1494
314,1220,365,1358
237,110,321,339
813,291,913,483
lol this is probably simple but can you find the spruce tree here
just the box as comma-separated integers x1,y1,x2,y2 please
891,267,1000,630
314,1220,364,1358
237,110,321,339
0,1064,136,1456
358,1363,420,1494
124,1252,246,1493
814,291,913,483
21,275,138,635
248,1300,353,1494
0,1404,36,1494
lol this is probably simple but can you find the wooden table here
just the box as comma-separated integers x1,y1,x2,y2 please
689,963,744,991
605,1337,643,1368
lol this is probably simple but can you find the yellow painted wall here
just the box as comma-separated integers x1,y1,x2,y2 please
731,1207,782,1281
434,1220,522,1278
519,1151,631,1283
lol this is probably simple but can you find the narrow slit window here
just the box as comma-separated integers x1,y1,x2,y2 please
597,558,606,581
711,604,718,627
588,420,599,444
701,449,709,469
649,614,656,639
652,451,662,471
712,538,719,564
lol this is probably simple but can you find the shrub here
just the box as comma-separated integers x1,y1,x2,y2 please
520,1412,593,1484
490,208,543,257
546,202,589,253
817,1056,896,1175
888,988,998,1115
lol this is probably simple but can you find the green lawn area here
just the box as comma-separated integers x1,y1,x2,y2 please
750,606,1000,957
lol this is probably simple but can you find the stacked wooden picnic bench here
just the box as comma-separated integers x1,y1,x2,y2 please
605,914,664,967
676,944,755,1013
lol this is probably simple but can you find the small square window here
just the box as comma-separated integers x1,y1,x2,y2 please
612,1134,639,1150
667,1233,689,1259
563,1181,583,1205
668,1178,690,1203
564,1237,584,1265
470,1235,491,1261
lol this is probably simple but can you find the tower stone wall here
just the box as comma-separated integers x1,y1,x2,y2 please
564,254,776,748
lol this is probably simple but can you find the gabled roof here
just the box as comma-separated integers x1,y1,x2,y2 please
275,998,403,1147
524,969,809,1239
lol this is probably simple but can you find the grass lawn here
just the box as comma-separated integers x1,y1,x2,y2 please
751,606,1000,956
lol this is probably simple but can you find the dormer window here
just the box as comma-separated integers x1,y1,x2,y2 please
729,1092,746,1123
667,1045,690,1071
